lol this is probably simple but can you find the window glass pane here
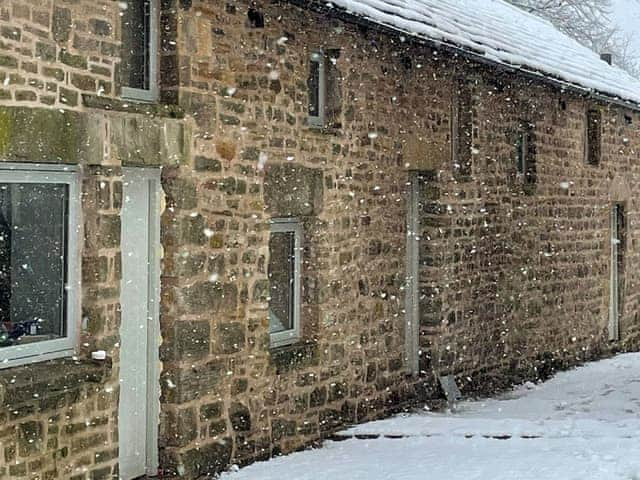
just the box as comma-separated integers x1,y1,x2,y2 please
121,0,151,90
308,59,320,117
587,109,601,165
516,132,526,175
0,183,68,347
268,231,295,334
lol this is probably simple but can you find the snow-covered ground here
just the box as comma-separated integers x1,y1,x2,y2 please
221,353,640,480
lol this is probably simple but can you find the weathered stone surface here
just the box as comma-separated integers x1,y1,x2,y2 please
264,163,324,216
180,439,232,478
164,407,197,447
229,403,251,432
52,8,72,43
199,401,223,421
182,282,238,314
164,177,198,209
0,107,88,163
18,421,42,456
175,320,210,359
110,115,187,166
163,361,225,403
272,419,296,440
194,155,222,172
214,322,245,354
0,0,637,479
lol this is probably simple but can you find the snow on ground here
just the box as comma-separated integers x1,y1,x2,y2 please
220,353,640,480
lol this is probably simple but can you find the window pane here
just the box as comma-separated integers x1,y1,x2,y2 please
268,231,295,334
308,60,320,117
121,0,151,90
0,183,68,347
587,109,601,166
516,132,526,175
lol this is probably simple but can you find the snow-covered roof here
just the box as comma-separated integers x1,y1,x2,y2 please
326,0,640,106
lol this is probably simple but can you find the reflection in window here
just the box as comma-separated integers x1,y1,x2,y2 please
0,183,68,347
268,219,301,347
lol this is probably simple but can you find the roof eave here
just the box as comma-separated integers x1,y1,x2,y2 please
286,0,640,112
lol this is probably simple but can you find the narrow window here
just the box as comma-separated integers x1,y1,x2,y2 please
121,0,159,102
516,121,536,186
0,167,79,367
308,52,326,127
452,79,472,178
586,109,602,165
247,7,264,28
268,218,302,347
610,203,625,340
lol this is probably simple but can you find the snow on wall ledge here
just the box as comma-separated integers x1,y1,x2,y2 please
327,0,640,106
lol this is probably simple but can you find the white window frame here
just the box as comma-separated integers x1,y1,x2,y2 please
121,0,160,103
0,163,80,368
269,218,302,348
308,51,326,127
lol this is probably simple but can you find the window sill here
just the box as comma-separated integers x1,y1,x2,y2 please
305,123,342,136
269,341,318,374
0,356,112,408
82,94,185,119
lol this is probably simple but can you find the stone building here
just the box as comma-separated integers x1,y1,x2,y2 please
0,0,638,478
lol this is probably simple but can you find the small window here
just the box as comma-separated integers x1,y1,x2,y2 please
268,218,302,348
586,109,602,166
247,7,264,28
452,79,473,178
0,166,80,368
516,120,536,186
308,52,326,126
121,0,159,102
307,50,342,129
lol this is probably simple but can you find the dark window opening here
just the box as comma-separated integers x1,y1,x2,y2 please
121,0,154,93
516,121,536,186
247,7,264,28
308,58,321,119
307,50,342,128
0,183,69,347
586,109,602,166
268,231,295,335
452,79,473,178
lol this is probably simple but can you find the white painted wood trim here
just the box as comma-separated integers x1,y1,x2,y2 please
0,164,80,369
269,218,302,348
609,205,620,341
404,173,420,375
122,167,161,476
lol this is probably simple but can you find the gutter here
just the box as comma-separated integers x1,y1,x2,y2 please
285,0,640,113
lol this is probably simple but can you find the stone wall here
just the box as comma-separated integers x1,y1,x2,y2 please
417,68,640,395
158,1,424,476
0,158,122,480
0,1,184,478
0,0,118,108
0,0,638,479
